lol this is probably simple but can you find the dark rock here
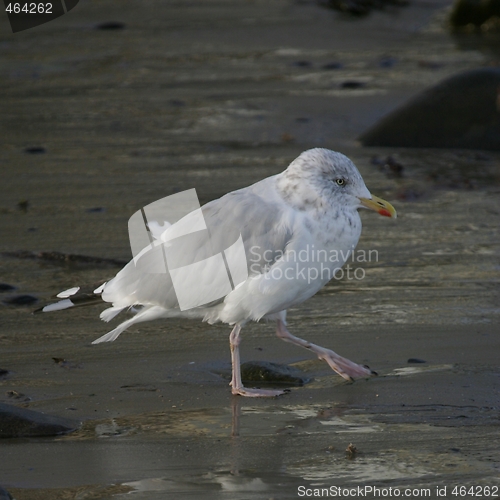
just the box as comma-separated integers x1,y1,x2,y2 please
24,146,45,154
240,361,309,386
0,369,9,379
95,21,126,30
407,358,427,363
318,0,409,16
0,284,16,293
85,207,105,213
3,294,38,306
0,486,13,500
341,80,365,89
450,0,500,31
360,68,500,150
0,403,80,438
17,200,29,212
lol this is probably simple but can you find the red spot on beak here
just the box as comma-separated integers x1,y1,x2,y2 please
379,209,392,217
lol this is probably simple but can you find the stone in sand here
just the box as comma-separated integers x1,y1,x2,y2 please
240,361,309,386
0,403,80,438
0,486,13,500
360,68,500,150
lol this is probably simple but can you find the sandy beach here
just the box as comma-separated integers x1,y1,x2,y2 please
1,0,499,498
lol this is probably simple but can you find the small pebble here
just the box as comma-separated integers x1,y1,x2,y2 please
407,358,426,364
341,81,365,89
17,200,29,212
24,146,46,154
3,294,38,306
95,21,126,30
86,207,105,213
239,361,309,385
346,443,357,459
0,284,16,293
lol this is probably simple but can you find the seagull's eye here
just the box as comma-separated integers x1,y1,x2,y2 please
335,178,346,186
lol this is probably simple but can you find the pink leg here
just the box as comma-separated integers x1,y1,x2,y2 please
229,324,286,397
275,320,376,381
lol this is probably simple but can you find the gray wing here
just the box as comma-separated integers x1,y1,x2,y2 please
101,183,293,310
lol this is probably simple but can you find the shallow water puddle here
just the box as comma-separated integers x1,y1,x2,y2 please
111,404,500,497
5,397,500,499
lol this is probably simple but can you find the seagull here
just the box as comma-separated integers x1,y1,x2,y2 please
41,148,396,397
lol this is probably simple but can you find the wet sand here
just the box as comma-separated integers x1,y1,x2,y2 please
1,0,500,498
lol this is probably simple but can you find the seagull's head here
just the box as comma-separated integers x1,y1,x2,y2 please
282,148,397,218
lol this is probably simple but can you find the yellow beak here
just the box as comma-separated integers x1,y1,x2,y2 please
359,195,397,218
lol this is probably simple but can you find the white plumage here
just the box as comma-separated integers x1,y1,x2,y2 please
43,148,396,397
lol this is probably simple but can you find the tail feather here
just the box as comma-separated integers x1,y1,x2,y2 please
92,321,131,344
37,282,167,345
41,299,76,313
34,281,107,314
100,306,127,322
57,286,80,298
92,306,166,344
